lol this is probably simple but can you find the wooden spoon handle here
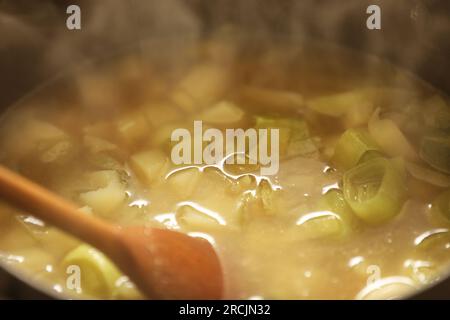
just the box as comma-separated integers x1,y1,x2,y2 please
0,165,120,253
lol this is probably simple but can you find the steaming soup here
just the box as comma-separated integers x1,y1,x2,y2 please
0,37,449,299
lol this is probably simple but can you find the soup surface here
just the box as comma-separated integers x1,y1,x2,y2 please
0,35,449,299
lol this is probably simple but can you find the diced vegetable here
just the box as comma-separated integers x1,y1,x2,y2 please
406,162,450,188
255,116,316,157
431,190,450,222
343,158,406,224
129,150,169,185
116,112,151,145
199,101,244,125
166,167,201,198
420,135,450,174
4,119,70,160
79,170,126,216
171,63,230,112
332,128,380,170
368,109,417,160
297,189,355,239
176,204,223,229
307,88,375,127
62,244,122,298
239,86,305,113
83,135,118,154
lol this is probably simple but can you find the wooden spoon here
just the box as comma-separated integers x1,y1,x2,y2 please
0,165,223,299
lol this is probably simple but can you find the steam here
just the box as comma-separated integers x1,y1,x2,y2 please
0,0,449,100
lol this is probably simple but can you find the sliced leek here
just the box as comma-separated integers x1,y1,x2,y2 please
343,158,406,224
332,128,380,170
255,116,316,157
62,244,122,298
297,189,355,239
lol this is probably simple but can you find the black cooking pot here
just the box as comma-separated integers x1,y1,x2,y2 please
0,0,449,299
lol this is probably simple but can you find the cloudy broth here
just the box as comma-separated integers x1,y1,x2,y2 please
0,36,449,299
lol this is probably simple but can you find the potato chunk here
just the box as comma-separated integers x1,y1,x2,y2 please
4,119,70,160
166,167,201,198
129,150,169,185
199,101,244,125
171,63,230,112
176,204,223,230
79,170,126,216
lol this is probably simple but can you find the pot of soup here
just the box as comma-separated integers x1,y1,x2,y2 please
0,0,449,299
